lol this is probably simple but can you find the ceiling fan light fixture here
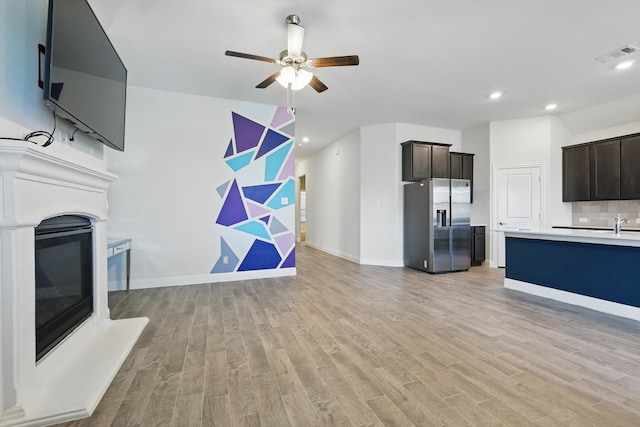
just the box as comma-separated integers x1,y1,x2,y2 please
276,66,296,87
276,66,313,90
290,69,313,90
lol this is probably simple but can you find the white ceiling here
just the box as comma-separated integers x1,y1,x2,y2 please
89,0,640,159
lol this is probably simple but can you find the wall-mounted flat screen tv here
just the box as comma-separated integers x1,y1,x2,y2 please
43,0,127,151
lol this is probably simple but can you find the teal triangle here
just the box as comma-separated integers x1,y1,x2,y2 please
225,150,254,172
234,220,271,240
265,142,293,181
266,179,295,210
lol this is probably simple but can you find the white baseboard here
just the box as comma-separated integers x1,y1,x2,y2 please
130,268,296,290
303,242,360,264
504,278,639,321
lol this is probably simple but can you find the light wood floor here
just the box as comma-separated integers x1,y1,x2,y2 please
55,244,640,427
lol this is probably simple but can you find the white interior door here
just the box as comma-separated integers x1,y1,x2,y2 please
495,166,542,267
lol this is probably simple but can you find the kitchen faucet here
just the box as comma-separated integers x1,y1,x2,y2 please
613,213,629,234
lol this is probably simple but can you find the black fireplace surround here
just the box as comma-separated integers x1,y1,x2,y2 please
35,215,94,361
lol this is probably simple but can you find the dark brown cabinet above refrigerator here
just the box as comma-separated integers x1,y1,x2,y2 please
562,132,640,202
450,152,474,202
401,141,451,181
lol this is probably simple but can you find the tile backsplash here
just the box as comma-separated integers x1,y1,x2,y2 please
572,200,640,229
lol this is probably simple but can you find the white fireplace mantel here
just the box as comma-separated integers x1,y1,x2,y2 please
0,139,148,426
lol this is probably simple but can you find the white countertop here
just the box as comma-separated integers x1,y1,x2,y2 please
504,228,640,247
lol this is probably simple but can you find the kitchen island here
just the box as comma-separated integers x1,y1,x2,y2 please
504,228,640,321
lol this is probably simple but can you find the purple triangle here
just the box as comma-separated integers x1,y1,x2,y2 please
271,105,294,128
259,215,270,225
256,129,290,159
277,150,295,181
215,180,248,226
275,233,295,255
246,201,271,219
281,248,295,268
233,112,265,153
224,139,234,158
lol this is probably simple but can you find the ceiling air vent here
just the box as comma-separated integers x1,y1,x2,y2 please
595,45,639,63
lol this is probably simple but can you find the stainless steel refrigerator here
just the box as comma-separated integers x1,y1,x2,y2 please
403,178,471,273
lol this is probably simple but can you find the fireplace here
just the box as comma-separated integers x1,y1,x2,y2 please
35,215,94,361
1,139,148,426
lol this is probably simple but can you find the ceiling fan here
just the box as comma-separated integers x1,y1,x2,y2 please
225,15,359,93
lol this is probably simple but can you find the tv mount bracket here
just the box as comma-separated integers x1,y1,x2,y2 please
38,43,45,89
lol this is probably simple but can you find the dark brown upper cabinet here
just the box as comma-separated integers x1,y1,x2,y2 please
450,152,474,202
589,139,621,200
621,135,640,199
562,145,590,201
431,145,450,178
401,141,451,181
562,132,640,202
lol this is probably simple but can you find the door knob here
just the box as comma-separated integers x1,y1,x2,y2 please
499,222,506,225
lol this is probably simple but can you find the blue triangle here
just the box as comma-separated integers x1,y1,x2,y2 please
211,237,240,273
242,183,281,204
269,217,289,234
256,129,290,159
216,181,230,198
224,139,234,158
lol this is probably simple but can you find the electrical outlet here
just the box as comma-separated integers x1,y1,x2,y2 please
60,131,69,144
281,197,288,205
222,256,229,264
579,218,588,223
636,218,640,224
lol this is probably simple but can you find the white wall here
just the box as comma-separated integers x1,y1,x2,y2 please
0,0,104,167
548,116,572,226
396,123,462,151
489,116,572,227
107,86,295,288
568,120,640,145
488,116,572,266
461,123,490,226
296,129,361,262
461,123,491,263
360,124,401,265
298,122,462,267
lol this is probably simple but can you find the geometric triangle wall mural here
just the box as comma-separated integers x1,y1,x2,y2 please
212,104,296,273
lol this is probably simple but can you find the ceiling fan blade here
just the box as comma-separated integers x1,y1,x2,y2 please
287,23,305,57
309,75,328,93
225,50,277,64
256,71,281,89
308,55,360,67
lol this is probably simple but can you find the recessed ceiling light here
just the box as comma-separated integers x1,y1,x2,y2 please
297,143,303,147
615,60,635,70
489,91,502,100
545,103,557,111
302,137,310,142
